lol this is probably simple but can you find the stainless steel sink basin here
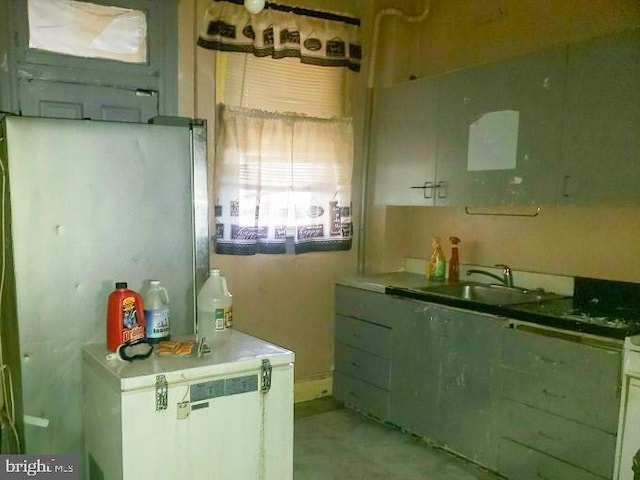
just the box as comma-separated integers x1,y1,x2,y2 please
415,282,566,306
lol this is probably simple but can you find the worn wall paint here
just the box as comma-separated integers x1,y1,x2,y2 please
366,0,640,283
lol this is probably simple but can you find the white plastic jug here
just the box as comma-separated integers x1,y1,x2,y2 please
141,280,170,342
197,268,233,341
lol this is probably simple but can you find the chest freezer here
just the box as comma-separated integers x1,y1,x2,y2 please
82,331,294,480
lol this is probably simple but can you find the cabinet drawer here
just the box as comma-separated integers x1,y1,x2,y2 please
501,400,616,478
335,343,390,390
502,366,619,433
502,328,621,430
498,438,605,480
502,328,621,381
335,314,391,358
333,372,390,421
335,285,394,327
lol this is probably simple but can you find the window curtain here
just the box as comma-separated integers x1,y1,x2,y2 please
197,0,361,72
214,105,353,255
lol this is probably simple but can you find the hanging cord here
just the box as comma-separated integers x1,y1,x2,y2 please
0,145,20,453
357,1,432,274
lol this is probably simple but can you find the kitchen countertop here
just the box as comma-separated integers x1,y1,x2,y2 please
336,272,434,294
337,273,638,341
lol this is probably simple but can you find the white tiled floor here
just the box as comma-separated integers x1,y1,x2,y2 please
294,401,501,480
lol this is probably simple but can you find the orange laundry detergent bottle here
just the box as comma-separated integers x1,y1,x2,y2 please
107,282,146,352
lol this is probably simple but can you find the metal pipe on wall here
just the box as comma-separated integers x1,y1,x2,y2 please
357,1,432,274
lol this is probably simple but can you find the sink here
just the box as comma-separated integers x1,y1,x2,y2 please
414,282,566,306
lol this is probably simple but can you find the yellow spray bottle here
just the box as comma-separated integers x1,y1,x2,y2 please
427,237,446,281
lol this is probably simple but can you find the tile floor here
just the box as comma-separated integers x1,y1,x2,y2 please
294,398,501,480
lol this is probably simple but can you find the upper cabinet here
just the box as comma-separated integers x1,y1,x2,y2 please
373,28,640,207
436,49,565,206
558,29,640,205
372,77,439,206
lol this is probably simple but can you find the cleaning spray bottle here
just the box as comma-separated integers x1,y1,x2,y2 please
448,237,461,282
427,237,446,281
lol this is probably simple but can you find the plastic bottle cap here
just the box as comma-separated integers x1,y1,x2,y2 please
149,280,160,285
115,282,127,289
211,268,220,275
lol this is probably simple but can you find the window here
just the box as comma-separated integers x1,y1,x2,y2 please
213,52,354,255
218,53,348,117
27,0,147,63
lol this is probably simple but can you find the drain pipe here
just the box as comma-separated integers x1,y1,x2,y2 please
357,1,432,274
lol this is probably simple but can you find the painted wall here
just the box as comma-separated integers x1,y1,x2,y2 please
177,0,369,385
365,0,640,283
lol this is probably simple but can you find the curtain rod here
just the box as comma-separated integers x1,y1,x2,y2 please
213,0,361,26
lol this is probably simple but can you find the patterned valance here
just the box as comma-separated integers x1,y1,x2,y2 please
197,0,361,72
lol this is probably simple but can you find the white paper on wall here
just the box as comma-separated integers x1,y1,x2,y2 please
28,0,147,63
467,110,520,171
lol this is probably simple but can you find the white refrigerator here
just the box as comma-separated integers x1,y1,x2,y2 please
82,330,294,480
0,115,209,462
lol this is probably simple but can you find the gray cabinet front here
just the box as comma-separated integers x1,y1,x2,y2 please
432,305,503,469
372,28,640,208
389,299,441,439
389,299,504,470
436,48,565,206
499,327,621,479
559,28,640,204
334,286,395,421
334,285,623,479
372,77,439,206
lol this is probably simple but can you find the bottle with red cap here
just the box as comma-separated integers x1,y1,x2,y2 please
106,282,145,352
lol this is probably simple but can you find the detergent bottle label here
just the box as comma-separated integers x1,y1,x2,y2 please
214,308,226,331
145,308,170,339
122,296,144,343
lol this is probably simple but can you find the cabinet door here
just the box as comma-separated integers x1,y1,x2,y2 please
372,77,438,206
433,305,503,470
389,298,442,438
436,48,565,206
559,29,640,204
389,298,505,471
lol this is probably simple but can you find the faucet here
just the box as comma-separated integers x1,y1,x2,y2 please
467,264,514,287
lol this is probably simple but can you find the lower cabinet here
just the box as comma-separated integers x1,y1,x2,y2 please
334,286,395,421
333,285,622,479
498,438,606,480
498,326,621,480
389,300,504,470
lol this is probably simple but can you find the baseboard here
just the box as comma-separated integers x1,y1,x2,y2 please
294,373,333,403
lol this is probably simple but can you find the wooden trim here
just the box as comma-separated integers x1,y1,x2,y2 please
294,374,333,403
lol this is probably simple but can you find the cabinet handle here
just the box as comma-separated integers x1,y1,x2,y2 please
534,354,564,366
542,388,566,400
436,181,447,199
351,362,362,369
561,175,571,197
410,181,434,199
